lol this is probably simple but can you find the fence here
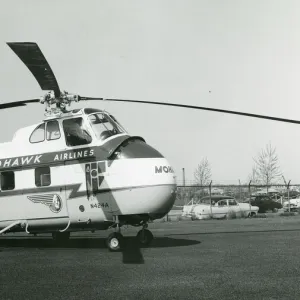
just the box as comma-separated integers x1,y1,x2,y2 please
173,180,300,208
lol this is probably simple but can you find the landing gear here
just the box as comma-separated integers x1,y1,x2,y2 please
52,231,70,245
136,224,154,247
105,217,154,251
106,232,124,252
106,215,124,252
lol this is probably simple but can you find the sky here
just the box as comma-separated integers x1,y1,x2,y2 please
1,0,300,185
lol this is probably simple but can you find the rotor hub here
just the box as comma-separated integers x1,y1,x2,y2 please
40,90,80,116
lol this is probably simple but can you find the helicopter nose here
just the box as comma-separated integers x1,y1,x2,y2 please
107,138,177,218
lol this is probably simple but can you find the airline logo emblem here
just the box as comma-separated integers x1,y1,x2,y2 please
27,194,63,213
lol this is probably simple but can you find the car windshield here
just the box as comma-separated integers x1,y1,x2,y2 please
88,113,125,141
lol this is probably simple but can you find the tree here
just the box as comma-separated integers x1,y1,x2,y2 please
247,165,260,195
253,142,282,192
248,166,260,184
194,158,212,196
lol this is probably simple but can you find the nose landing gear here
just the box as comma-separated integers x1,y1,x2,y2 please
106,215,124,252
106,217,154,251
106,232,124,252
136,223,154,247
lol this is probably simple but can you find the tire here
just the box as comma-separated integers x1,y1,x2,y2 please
136,229,154,247
106,232,123,252
248,212,256,218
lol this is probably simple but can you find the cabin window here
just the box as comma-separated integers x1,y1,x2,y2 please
29,123,45,143
63,117,92,147
0,171,15,190
88,113,124,141
35,166,51,187
46,120,61,141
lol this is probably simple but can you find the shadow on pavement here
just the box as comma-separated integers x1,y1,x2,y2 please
0,236,200,250
0,236,200,265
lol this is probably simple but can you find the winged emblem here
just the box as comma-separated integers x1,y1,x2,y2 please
27,194,63,213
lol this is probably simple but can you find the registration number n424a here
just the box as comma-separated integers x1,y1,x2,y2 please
90,203,109,209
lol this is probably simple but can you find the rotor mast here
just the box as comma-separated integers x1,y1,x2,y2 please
39,90,80,116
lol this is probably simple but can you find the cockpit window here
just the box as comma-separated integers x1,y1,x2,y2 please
109,114,127,132
63,117,92,147
30,123,45,143
46,120,61,141
88,113,124,141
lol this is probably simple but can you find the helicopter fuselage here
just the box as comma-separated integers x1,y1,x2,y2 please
0,108,177,234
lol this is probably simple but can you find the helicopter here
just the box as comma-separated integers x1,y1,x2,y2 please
1,42,299,252
0,42,177,251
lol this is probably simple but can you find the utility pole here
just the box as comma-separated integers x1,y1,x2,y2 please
182,168,186,206
287,180,291,213
209,180,212,217
248,180,252,216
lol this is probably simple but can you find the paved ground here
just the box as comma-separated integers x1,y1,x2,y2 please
1,217,300,300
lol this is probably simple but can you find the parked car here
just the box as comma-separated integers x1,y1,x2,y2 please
182,195,259,220
182,195,233,217
283,203,298,212
283,198,300,209
244,195,282,213
282,191,300,199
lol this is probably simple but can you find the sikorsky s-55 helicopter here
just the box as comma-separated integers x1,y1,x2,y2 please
1,42,299,251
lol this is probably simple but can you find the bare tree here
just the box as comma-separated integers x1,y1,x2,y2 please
247,165,260,195
248,165,260,184
194,158,212,196
253,142,281,192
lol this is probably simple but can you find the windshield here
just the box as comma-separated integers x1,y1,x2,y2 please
88,113,125,141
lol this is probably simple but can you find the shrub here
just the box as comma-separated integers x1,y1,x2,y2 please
279,212,296,217
227,211,237,219
252,213,267,218
240,211,248,218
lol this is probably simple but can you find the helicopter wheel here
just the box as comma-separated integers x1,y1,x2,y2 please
52,231,70,245
136,229,154,247
106,232,124,252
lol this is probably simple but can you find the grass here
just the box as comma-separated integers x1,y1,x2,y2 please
159,210,300,222
279,212,297,217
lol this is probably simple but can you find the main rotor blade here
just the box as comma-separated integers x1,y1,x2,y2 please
0,99,39,110
81,97,300,125
7,42,61,97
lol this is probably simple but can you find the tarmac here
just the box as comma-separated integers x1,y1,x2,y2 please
1,217,300,300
